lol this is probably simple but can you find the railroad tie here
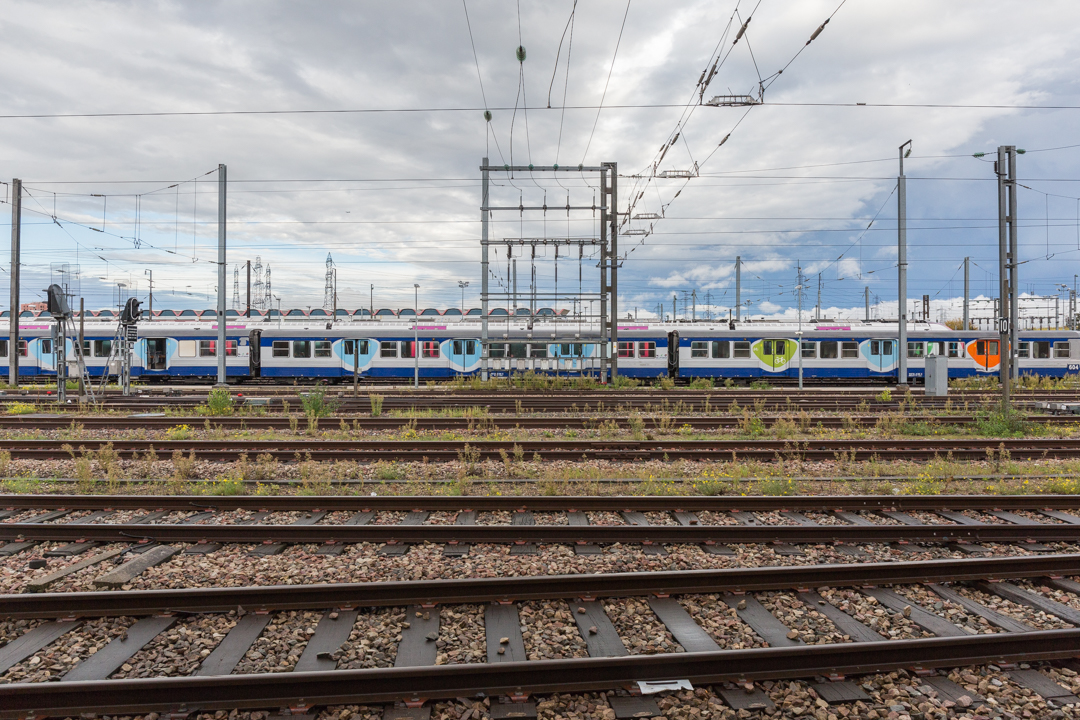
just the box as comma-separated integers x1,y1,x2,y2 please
616,511,665,555
383,604,441,720
859,588,968,637
294,609,361,672
975,580,1080,625
127,510,215,556
728,510,802,555
1007,669,1080,706
672,510,735,555
27,546,126,592
483,604,539,717
510,510,538,555
93,545,180,588
317,510,376,556
646,597,720,653
565,600,662,719
722,594,805,647
566,510,601,555
185,511,270,555
378,511,430,557
45,510,115,557
934,510,984,526
442,510,476,558
250,511,329,557
0,509,72,556
195,613,274,676
0,620,80,674
60,615,177,681
924,584,1035,633
920,676,986,709
1038,509,1080,525
795,591,883,643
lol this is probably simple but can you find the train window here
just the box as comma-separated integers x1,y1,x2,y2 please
0,339,6,357
775,340,787,355
489,344,506,358
948,342,962,358
907,342,924,358
453,340,463,355
359,340,370,355
509,343,528,359
272,341,290,358
1033,341,1050,359
95,339,114,357
841,342,859,359
882,341,894,355
344,340,355,355
380,341,397,358
1055,342,1071,358
870,340,880,356
199,340,217,357
638,342,656,358
177,340,195,358
733,341,751,359
465,340,476,354
712,341,729,359
529,343,548,359
820,341,838,359
17,340,26,357
1017,342,1029,358
422,341,440,358
762,340,772,355
690,341,709,358
801,341,816,359
400,341,417,359
81,340,91,356
618,341,634,358
41,339,52,354
293,341,312,358
225,340,238,357
314,340,333,358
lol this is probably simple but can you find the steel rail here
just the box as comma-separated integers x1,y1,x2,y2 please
3,631,1080,718
1,414,1075,431
3,554,1076,619
3,521,1079,544
2,438,1080,461
4,493,1080,512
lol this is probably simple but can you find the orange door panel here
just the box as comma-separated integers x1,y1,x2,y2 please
967,339,1000,371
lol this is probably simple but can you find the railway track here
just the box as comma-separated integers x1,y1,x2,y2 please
2,555,1080,717
3,437,1080,461
2,493,1080,552
4,412,1077,432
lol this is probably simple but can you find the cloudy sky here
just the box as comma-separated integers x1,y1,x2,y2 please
2,0,1079,322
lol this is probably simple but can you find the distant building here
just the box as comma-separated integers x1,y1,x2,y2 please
20,302,47,312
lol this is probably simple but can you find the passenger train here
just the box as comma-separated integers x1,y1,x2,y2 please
4,309,1079,383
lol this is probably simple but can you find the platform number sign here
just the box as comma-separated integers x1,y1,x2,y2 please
997,318,1010,335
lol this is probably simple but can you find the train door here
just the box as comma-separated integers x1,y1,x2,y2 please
145,338,167,370
667,331,679,378
970,339,1000,371
249,329,262,378
868,338,896,372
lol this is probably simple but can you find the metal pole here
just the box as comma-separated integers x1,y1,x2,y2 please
797,264,804,389
245,261,251,318
898,140,911,388
480,157,490,381
1007,147,1019,381
816,274,822,319
8,178,20,387
997,146,1011,408
692,290,696,322
599,166,609,381
78,298,85,400
963,257,970,330
413,284,419,389
216,164,227,386
735,256,741,321
607,161,618,380
145,270,153,321
512,259,517,312
865,286,870,322
370,284,374,319
353,338,359,397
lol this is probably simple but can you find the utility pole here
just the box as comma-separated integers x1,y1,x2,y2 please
797,262,804,389
673,293,678,321
144,269,153,321
864,286,870,321
512,259,517,312
1008,149,1019,381
735,256,741,322
7,179,20,387
78,298,85,399
458,280,469,316
215,164,227,386
246,260,251,318
413,283,420,389
691,289,697,322
997,145,1017,408
816,274,822,320
963,257,970,330
898,140,912,388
